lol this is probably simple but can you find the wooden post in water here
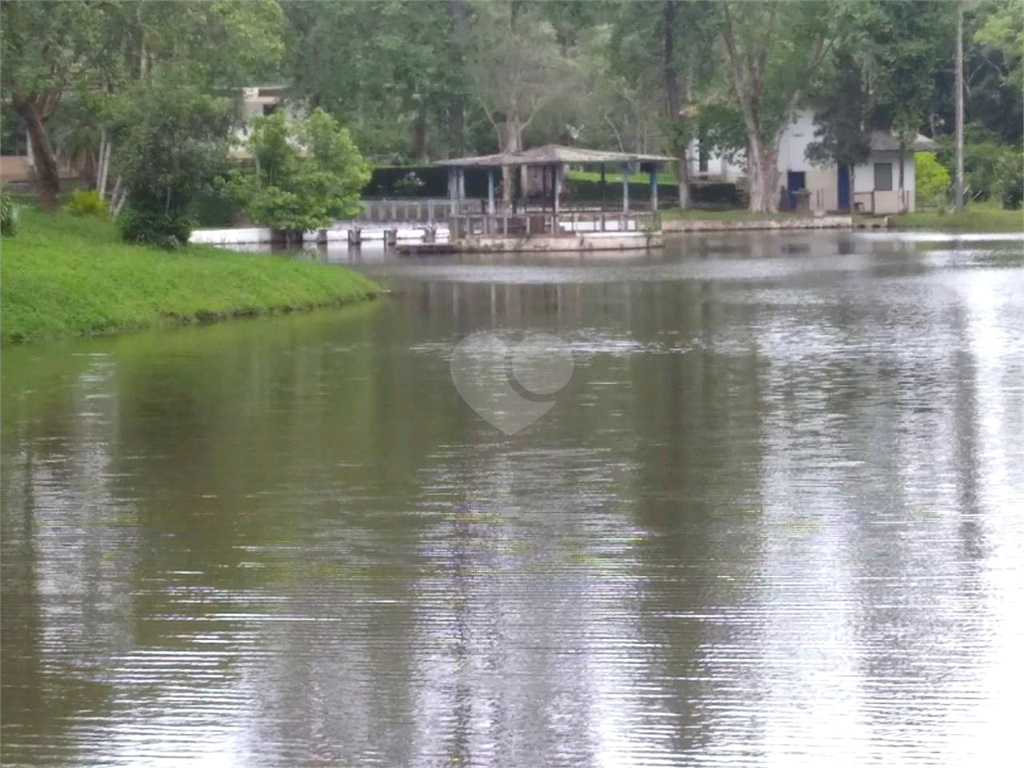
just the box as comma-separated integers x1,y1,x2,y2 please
348,227,361,245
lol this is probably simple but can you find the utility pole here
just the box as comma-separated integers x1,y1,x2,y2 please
954,0,965,212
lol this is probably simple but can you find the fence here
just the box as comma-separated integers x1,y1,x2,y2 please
449,211,660,239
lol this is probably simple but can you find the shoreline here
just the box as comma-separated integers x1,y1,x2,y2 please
1,210,382,346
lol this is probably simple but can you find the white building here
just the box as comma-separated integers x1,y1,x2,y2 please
690,109,941,214
230,86,304,159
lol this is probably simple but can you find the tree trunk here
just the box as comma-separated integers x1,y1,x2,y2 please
898,143,907,213
411,110,428,162
663,2,679,117
15,99,60,211
663,2,689,210
446,0,467,157
849,166,856,216
676,153,690,210
954,0,965,212
97,129,111,201
747,138,780,213
498,116,522,205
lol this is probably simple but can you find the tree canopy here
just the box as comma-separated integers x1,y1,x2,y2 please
2,0,1021,215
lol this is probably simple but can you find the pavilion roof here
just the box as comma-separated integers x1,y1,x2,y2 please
436,144,676,168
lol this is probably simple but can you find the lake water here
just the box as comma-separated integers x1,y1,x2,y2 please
2,231,1022,767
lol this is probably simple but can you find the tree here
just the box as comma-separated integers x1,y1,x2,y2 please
860,1,949,210
973,0,1023,93
0,1,102,210
713,1,843,212
806,50,872,212
282,1,466,161
1,1,284,214
466,1,579,201
115,74,235,248
225,108,371,237
608,1,723,209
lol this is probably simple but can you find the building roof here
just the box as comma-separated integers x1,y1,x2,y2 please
869,131,941,152
437,144,676,168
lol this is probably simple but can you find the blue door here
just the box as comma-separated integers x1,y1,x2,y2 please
837,164,850,211
786,171,806,210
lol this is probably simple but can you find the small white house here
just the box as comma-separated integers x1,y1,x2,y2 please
691,109,941,214
230,85,302,159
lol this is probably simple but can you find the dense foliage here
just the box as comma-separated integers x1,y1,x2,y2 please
915,153,952,208
224,109,371,233
2,0,1022,215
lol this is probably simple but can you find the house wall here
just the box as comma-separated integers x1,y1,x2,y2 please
852,150,916,213
0,155,32,183
777,110,818,172
690,109,921,212
805,167,838,213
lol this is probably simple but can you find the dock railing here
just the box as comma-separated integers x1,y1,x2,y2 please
449,210,660,239
358,198,484,223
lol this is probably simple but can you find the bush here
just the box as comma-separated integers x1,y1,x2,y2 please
118,203,194,249
225,108,371,231
65,189,109,218
997,150,1023,209
1,185,18,236
915,152,951,207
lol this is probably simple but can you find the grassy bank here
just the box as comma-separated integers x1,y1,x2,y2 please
661,208,801,222
0,208,380,345
889,204,1023,233
568,169,678,185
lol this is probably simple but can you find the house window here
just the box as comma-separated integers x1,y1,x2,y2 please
874,162,893,191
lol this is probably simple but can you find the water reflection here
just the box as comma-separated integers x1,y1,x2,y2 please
2,233,1022,766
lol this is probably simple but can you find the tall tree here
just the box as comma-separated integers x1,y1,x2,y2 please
609,1,720,209
465,0,578,201
860,1,949,210
806,49,873,213
0,1,102,210
283,1,460,161
713,1,842,212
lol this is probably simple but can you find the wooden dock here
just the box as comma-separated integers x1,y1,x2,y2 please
396,242,458,256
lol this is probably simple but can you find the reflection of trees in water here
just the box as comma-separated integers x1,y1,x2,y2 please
1,353,138,764
625,278,767,755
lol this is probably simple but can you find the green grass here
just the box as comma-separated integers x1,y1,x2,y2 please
568,169,678,185
0,208,380,345
890,203,1023,233
661,208,802,221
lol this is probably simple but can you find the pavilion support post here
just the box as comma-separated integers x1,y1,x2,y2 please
622,163,630,214
458,168,465,204
487,168,495,215
600,164,606,212
553,164,561,231
519,164,527,213
649,166,659,215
